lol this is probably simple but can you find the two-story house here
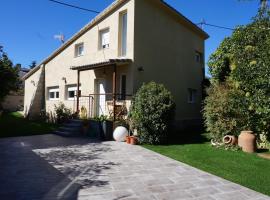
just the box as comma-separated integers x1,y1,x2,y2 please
23,0,209,129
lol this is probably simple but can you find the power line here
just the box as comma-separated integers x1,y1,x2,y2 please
48,0,100,14
197,22,235,31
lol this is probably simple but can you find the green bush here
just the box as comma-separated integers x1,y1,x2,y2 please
203,82,247,143
205,7,270,144
54,102,72,124
130,82,175,144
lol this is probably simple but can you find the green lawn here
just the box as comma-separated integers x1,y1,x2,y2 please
0,112,58,138
143,142,270,196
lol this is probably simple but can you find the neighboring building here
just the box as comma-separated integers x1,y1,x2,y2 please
23,0,209,128
1,68,30,111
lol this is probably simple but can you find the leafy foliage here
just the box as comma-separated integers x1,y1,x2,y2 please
54,102,72,124
205,7,270,144
130,82,175,144
0,46,20,103
203,82,247,142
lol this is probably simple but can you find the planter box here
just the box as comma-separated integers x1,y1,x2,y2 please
102,120,113,141
89,120,102,138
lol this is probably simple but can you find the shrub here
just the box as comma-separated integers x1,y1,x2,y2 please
130,82,175,144
205,7,270,144
54,102,72,124
203,82,247,143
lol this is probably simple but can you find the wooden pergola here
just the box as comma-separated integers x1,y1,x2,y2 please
71,59,132,121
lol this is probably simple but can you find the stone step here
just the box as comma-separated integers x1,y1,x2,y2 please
61,122,82,128
58,126,80,133
53,130,77,137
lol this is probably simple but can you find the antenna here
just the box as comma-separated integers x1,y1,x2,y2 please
54,33,65,44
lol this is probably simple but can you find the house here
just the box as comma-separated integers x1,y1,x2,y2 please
23,0,209,129
1,67,30,111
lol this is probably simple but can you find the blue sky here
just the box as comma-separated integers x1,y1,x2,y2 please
0,0,260,75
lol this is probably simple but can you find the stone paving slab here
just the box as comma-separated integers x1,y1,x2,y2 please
0,134,269,200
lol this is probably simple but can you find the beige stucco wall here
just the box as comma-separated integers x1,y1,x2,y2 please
44,0,135,115
24,67,43,116
133,0,206,123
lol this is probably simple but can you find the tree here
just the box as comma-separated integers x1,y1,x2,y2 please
29,61,37,69
205,6,270,144
0,46,20,103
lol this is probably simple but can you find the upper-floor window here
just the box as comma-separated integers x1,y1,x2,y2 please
66,85,81,100
195,51,203,63
75,43,84,57
99,29,110,49
48,87,59,101
188,88,197,104
119,11,127,56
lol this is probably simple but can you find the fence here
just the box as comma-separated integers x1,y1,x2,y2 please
73,93,133,120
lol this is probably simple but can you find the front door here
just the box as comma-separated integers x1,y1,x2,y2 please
96,79,106,116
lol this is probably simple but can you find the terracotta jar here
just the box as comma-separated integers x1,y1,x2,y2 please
223,135,238,145
130,136,138,145
238,131,257,153
126,136,131,144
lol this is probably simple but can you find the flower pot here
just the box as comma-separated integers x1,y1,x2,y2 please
238,131,257,153
223,135,238,145
126,136,131,144
130,136,138,145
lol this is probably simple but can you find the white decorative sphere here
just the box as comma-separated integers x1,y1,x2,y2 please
113,126,128,142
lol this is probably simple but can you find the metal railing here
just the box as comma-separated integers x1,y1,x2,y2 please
74,93,132,120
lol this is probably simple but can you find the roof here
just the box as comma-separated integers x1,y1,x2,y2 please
23,0,208,80
71,59,132,71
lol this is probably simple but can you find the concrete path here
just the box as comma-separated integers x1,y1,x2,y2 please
0,135,269,200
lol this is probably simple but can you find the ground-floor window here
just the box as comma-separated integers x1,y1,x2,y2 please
48,87,59,100
66,85,81,100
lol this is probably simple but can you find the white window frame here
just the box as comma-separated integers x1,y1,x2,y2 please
99,28,110,49
67,86,81,100
188,89,197,104
119,11,127,57
48,88,60,101
75,43,84,57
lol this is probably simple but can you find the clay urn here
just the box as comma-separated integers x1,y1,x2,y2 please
238,131,257,153
223,135,238,145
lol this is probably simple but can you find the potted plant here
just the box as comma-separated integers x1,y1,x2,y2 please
100,115,113,141
130,136,138,145
80,106,89,135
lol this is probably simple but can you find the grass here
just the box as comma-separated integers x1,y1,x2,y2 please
143,133,270,196
0,112,58,138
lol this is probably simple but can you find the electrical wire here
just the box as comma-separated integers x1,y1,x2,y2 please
48,0,100,14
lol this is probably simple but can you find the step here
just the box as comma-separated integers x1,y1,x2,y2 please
53,130,78,137
58,126,80,133
62,122,82,128
69,119,83,123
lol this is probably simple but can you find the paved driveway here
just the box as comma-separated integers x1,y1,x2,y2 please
0,134,269,200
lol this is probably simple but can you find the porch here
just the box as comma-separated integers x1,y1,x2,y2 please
71,59,133,121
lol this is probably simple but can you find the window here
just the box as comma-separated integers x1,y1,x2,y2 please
119,11,127,56
75,43,84,57
99,29,110,49
120,74,127,100
188,89,197,103
195,51,203,63
67,86,81,100
48,88,59,100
